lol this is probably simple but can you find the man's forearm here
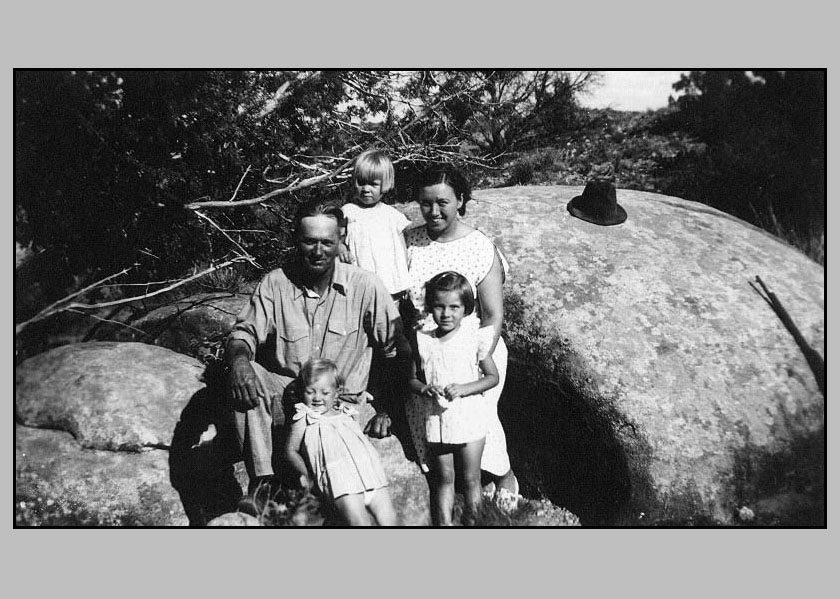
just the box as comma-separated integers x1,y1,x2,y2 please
225,338,253,367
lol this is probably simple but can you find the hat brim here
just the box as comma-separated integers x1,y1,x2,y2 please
567,195,627,226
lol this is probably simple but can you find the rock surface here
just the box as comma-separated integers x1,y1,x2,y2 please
15,343,212,526
431,186,825,523
94,293,250,358
207,512,262,527
370,435,431,526
16,424,189,526
14,341,438,526
16,342,207,451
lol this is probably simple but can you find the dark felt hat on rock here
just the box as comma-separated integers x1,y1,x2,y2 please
567,181,627,226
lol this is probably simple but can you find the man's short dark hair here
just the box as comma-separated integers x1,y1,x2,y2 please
293,199,346,238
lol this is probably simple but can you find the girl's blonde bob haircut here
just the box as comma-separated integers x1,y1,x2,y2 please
298,358,344,390
353,149,395,193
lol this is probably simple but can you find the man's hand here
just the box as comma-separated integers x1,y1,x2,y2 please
228,358,267,411
364,412,392,438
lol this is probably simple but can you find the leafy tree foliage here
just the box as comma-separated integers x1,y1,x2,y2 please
15,70,350,303
17,69,823,320
660,70,825,254
392,70,598,153
18,69,599,288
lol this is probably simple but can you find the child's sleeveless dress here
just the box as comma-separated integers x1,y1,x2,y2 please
343,202,411,295
412,323,495,444
295,403,389,500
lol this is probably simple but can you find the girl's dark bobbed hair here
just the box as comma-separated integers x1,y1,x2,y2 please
423,270,475,316
414,163,472,216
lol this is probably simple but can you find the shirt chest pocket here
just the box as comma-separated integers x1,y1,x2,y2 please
277,327,310,367
324,322,360,361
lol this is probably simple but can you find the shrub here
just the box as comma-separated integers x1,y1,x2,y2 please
507,158,535,185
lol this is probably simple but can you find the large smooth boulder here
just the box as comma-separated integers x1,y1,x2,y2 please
15,342,211,526
14,341,438,526
16,342,207,451
446,186,824,524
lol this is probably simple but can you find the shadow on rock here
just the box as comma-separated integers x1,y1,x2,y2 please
500,361,639,526
169,364,244,527
729,427,825,526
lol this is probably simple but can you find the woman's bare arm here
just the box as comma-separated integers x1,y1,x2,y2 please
476,251,505,356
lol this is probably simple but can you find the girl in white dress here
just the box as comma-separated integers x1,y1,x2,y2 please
408,271,499,526
339,149,411,301
282,359,398,526
338,150,412,427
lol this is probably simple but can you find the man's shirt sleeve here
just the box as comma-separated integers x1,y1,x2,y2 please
229,274,276,358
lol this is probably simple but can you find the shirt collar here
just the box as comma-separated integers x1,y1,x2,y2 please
290,260,349,299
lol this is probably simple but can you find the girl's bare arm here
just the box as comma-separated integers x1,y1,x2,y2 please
282,419,311,488
408,349,442,398
443,354,499,400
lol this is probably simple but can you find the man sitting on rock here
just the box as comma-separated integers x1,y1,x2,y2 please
225,198,408,497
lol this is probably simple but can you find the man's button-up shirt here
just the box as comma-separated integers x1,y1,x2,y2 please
229,261,401,396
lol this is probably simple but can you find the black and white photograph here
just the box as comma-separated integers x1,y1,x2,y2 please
6,0,836,594
14,69,825,530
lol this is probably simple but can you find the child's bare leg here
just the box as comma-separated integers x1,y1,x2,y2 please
368,487,399,526
334,493,371,526
429,447,456,526
455,437,485,526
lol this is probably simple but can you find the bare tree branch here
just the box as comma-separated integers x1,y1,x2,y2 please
15,258,251,335
67,308,148,336
229,165,252,202
193,210,260,268
185,157,355,210
18,266,135,331
184,72,504,213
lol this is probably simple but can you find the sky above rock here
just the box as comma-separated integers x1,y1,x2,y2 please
577,71,688,112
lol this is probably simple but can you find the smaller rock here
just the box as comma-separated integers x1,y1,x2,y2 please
494,488,521,513
737,506,755,522
207,512,262,527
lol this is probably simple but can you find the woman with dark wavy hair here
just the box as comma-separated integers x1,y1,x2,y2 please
403,164,519,500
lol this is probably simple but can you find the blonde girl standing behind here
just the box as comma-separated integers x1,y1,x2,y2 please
339,149,412,302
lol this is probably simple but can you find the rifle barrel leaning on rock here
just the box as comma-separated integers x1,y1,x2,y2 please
750,275,825,397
